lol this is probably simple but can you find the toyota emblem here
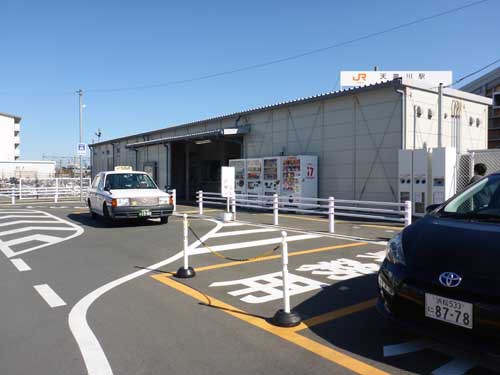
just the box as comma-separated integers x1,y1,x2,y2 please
439,272,462,288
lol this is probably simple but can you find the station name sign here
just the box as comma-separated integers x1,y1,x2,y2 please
340,71,453,88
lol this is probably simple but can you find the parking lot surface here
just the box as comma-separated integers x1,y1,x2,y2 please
0,203,498,375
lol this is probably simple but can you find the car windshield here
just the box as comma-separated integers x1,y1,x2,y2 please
104,173,157,190
439,175,500,221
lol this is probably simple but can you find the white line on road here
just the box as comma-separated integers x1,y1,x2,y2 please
0,226,77,237
69,219,223,375
383,339,431,357
191,233,321,255
210,228,279,238
432,357,477,375
34,284,66,308
10,258,31,272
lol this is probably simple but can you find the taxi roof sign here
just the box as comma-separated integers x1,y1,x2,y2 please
114,166,133,171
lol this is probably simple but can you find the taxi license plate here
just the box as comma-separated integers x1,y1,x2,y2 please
425,293,473,329
138,209,152,217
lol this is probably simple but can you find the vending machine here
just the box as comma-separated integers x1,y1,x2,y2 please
263,157,282,197
431,147,456,205
413,149,431,216
398,149,431,217
281,155,318,204
398,150,413,204
229,159,246,195
246,158,263,198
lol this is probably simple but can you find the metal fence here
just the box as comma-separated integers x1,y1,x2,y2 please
457,149,500,193
0,178,91,203
196,191,411,234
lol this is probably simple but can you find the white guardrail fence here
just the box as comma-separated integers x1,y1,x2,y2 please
195,190,412,233
0,178,91,204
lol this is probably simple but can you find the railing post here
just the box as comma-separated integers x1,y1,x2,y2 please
54,178,59,203
226,196,230,213
272,231,301,327
171,188,177,212
11,188,15,205
19,179,22,200
273,194,279,226
198,190,203,215
175,214,195,278
231,195,236,220
404,200,412,227
328,196,335,233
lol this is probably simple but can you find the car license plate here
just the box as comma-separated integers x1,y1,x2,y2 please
425,293,473,329
139,209,151,217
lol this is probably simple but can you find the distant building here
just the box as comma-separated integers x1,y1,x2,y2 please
461,67,500,148
0,112,21,160
0,112,56,181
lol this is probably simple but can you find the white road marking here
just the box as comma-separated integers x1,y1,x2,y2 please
10,258,31,272
0,220,59,227
0,214,48,219
385,230,395,233
0,209,83,258
352,226,361,229
0,226,76,237
191,233,321,255
69,219,223,375
34,284,66,308
210,228,279,238
432,357,477,375
223,222,245,227
383,339,430,357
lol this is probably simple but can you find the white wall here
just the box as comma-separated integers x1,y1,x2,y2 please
0,115,19,161
405,87,488,152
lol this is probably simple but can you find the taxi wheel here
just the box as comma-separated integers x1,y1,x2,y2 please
160,216,169,224
102,204,113,225
88,200,97,219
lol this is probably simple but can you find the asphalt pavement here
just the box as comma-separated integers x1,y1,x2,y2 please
0,203,498,375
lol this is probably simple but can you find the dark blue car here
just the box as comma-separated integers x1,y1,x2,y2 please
378,173,500,353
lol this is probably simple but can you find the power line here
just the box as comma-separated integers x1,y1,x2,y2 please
0,0,491,96
451,57,500,87
85,0,490,94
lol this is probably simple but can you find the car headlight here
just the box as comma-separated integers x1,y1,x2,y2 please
112,198,130,207
158,196,170,205
385,232,405,265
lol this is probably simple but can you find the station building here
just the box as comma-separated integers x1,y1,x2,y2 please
90,78,491,202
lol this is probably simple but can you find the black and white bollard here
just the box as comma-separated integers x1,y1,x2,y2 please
175,214,195,278
272,231,301,327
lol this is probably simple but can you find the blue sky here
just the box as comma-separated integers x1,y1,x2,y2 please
1,0,498,160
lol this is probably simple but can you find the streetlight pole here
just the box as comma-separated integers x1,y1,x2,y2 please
78,89,83,202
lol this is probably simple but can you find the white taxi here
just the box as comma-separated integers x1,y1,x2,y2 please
88,167,173,224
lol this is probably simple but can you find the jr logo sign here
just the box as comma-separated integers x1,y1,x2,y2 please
352,73,367,82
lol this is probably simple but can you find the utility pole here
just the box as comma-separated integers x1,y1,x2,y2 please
78,89,84,202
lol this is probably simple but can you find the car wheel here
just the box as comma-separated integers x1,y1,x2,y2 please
160,216,169,224
102,203,113,225
88,200,98,219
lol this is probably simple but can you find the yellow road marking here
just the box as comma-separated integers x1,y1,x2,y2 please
151,275,388,375
293,298,377,332
193,242,368,273
359,224,403,230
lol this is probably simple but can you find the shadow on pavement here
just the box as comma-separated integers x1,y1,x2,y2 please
67,212,167,228
292,275,500,374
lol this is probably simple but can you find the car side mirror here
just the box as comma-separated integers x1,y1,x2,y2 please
103,186,111,192
426,204,440,213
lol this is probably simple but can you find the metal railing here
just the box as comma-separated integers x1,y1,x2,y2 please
0,178,91,204
196,190,411,233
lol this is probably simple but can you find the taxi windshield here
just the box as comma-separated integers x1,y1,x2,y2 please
105,173,157,190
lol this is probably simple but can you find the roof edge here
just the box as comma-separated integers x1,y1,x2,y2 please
0,112,22,123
